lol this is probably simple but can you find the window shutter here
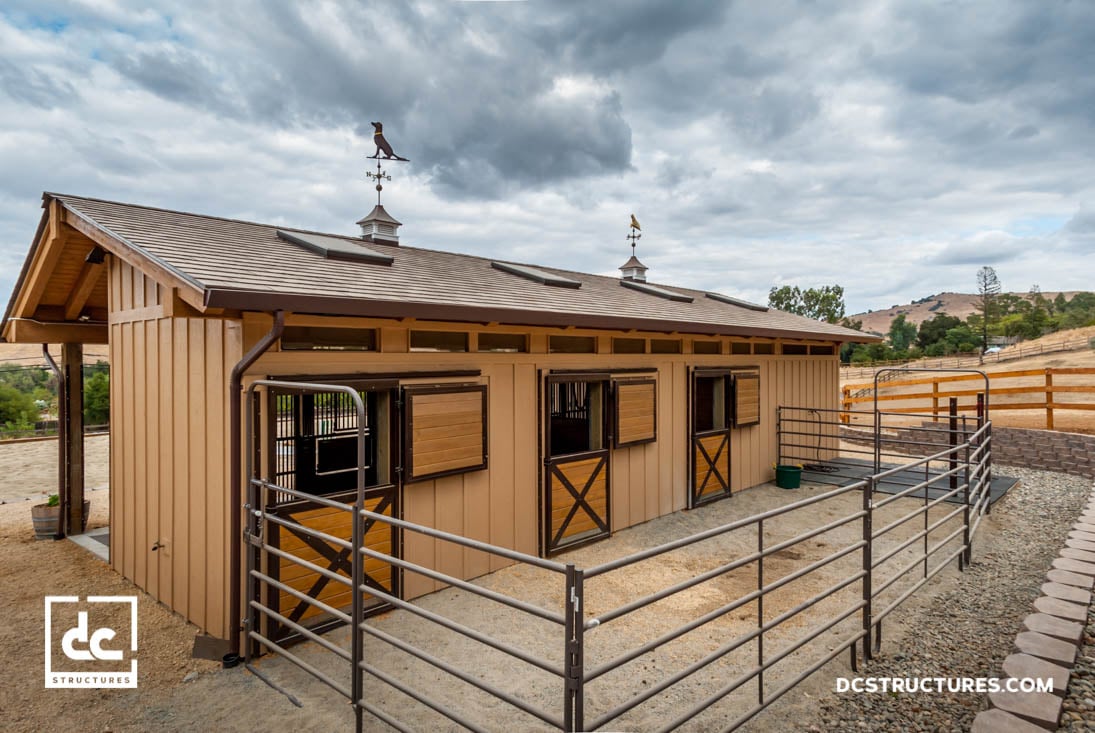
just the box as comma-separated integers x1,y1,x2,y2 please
733,373,761,427
403,385,487,482
614,378,657,447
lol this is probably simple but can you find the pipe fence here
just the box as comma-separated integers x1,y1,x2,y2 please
244,380,993,732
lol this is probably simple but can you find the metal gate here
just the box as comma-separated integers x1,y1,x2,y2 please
252,381,399,645
542,374,611,555
690,368,732,506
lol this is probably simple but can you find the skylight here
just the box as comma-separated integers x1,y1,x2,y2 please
620,279,694,302
491,261,582,289
705,292,769,311
276,230,394,265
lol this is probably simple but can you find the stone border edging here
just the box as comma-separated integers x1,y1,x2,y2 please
972,481,1095,731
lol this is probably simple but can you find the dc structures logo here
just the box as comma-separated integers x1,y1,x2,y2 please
44,596,138,688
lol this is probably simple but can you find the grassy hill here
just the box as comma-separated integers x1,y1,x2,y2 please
850,291,1085,335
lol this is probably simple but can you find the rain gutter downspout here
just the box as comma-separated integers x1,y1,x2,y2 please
228,310,284,653
42,344,66,539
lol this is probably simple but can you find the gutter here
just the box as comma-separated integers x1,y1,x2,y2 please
42,344,66,538
228,310,284,653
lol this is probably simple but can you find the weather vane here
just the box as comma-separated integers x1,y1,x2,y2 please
627,213,642,255
366,121,410,206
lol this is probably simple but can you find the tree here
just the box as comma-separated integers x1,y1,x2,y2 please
975,266,1001,354
768,284,846,323
0,382,37,429
916,313,962,349
83,368,110,426
888,314,917,352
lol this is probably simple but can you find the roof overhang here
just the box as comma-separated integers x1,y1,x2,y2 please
204,288,878,343
1,193,208,344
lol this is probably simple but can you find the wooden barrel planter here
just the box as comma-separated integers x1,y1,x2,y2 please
31,500,91,539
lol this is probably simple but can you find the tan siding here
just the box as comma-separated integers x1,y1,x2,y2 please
487,364,516,572
107,258,241,638
158,318,173,609
512,364,538,556
243,333,842,603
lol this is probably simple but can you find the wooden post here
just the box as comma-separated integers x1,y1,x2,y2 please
1045,368,1054,431
841,386,851,424
931,380,940,423
62,343,85,535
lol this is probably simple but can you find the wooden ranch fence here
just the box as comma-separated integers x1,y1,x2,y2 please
842,367,1095,430
840,337,1093,380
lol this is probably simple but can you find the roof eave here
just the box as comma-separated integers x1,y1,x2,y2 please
1,197,55,343
204,288,877,343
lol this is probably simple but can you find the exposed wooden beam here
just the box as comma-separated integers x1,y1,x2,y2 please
59,204,208,312
12,200,68,318
6,319,108,344
63,257,105,320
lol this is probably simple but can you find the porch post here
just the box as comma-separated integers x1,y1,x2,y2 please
61,343,85,535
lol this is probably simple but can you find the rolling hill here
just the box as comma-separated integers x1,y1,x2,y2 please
849,291,1084,335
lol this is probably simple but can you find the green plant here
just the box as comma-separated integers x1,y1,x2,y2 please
47,494,59,507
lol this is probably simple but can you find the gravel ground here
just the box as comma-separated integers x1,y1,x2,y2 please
801,467,1090,733
1059,561,1095,730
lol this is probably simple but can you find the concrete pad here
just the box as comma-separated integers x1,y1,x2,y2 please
1041,582,1092,605
1052,558,1095,577
989,688,1062,729
1060,547,1095,563
1014,631,1078,667
1068,530,1095,543
1046,569,1094,590
1066,538,1095,553
1034,596,1088,622
972,709,1053,733
1023,613,1085,644
1001,654,1069,696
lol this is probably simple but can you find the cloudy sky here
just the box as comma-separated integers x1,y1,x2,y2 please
1,0,1093,316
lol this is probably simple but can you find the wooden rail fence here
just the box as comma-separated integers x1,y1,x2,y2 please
842,367,1095,430
840,337,1092,380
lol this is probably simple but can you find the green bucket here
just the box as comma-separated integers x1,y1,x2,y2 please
775,465,802,489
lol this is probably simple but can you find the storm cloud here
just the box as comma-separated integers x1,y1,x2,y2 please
0,0,1093,313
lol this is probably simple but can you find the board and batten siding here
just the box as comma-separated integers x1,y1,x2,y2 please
108,259,242,638
247,323,841,601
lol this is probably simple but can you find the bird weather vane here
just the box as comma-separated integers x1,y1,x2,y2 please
627,213,642,254
366,121,410,205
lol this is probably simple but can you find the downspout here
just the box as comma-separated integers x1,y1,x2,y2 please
228,310,284,653
43,344,66,539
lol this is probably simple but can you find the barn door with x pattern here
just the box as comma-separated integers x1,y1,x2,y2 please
542,374,611,555
690,369,732,507
264,385,400,643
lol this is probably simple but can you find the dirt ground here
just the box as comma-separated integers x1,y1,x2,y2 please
0,434,110,503
0,434,983,733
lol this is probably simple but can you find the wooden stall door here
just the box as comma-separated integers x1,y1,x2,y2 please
690,369,732,507
267,487,397,642
543,375,611,555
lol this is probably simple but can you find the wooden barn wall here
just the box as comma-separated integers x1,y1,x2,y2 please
108,259,242,638
246,319,840,600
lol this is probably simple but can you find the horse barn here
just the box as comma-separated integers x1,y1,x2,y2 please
1,191,866,655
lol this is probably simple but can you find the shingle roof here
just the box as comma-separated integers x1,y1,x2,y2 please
48,193,871,342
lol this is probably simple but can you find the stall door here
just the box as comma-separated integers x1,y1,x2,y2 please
690,369,732,507
266,386,399,641
542,374,611,555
